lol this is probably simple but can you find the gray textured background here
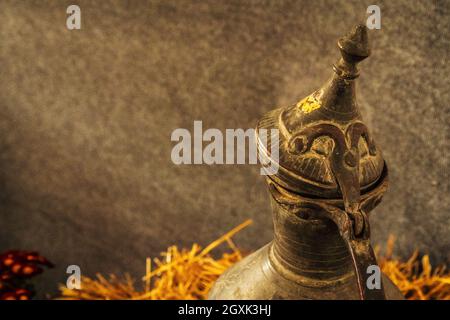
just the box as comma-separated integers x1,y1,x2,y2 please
0,0,448,297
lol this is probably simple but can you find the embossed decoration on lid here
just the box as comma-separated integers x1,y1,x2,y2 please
257,25,385,198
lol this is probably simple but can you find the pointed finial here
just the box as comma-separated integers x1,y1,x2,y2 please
334,24,371,79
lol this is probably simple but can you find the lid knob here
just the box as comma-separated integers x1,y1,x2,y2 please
334,24,371,79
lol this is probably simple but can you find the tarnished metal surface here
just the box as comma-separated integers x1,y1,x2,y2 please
209,25,404,300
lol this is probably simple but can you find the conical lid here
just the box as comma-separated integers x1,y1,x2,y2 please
257,25,385,202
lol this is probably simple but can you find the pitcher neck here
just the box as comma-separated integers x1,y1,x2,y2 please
268,195,354,283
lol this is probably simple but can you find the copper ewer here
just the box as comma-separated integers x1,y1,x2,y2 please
209,25,404,300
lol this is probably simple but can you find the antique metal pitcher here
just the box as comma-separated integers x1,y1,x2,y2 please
209,25,404,300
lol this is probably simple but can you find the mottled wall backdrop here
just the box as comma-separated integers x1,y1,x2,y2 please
0,0,448,297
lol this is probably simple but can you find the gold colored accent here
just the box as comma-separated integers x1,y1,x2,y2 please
296,95,321,114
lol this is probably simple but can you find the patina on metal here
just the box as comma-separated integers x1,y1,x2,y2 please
209,24,404,300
